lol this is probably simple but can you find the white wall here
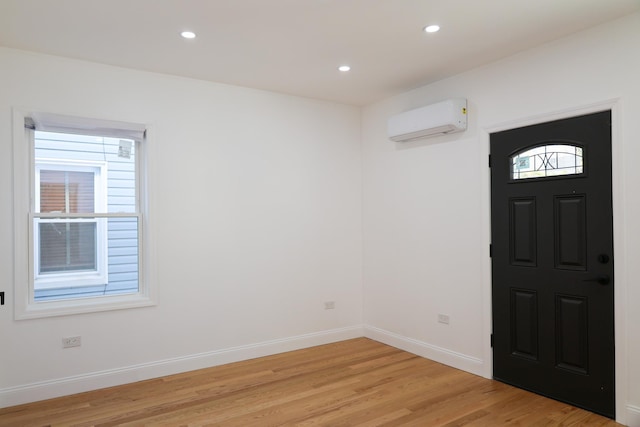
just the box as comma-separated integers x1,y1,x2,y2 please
0,48,363,406
2,10,640,425
362,12,640,426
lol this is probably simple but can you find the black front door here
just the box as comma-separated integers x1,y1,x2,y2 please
490,111,615,418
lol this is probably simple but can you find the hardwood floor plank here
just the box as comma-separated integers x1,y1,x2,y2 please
0,338,623,426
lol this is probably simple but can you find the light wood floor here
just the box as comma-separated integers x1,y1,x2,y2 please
0,338,622,426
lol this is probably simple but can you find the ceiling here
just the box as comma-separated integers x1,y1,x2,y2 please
1,0,639,106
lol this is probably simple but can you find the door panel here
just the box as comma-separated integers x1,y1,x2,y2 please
554,195,587,270
510,289,538,360
555,294,589,374
491,111,614,418
510,198,537,266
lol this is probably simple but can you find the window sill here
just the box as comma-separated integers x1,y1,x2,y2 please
15,292,156,320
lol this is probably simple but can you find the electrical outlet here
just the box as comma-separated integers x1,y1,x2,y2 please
62,336,81,348
324,301,335,310
438,314,450,325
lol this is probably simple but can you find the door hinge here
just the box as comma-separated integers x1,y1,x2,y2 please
490,334,494,348
488,154,492,167
489,244,493,258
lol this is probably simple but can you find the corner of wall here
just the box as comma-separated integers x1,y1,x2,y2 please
363,325,485,377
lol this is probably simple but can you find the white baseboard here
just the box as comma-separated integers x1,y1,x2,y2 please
365,326,639,426
0,325,364,408
363,325,485,377
4,324,632,423
627,405,640,427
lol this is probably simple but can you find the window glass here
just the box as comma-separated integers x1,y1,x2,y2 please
40,170,95,213
511,144,583,180
33,131,139,301
39,222,97,273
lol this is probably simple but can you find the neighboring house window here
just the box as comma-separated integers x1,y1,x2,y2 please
13,111,155,319
34,161,107,290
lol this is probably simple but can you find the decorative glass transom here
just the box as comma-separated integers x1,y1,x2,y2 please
511,144,583,180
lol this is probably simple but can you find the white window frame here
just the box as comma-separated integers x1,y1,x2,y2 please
33,159,108,290
13,109,157,319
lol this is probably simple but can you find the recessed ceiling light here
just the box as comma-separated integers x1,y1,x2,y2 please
338,65,351,72
424,25,440,33
180,31,196,39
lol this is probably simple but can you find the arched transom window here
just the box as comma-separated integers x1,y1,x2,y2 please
511,143,583,180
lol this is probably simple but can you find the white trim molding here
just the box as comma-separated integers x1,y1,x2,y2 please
0,325,364,408
364,325,484,377
627,405,640,427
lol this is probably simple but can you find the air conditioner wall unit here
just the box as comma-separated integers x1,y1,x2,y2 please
387,98,467,142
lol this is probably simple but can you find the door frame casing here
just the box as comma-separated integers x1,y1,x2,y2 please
480,99,627,424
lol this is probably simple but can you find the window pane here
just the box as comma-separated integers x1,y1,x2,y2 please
39,221,97,273
35,131,137,214
40,170,95,213
40,170,66,212
33,131,140,301
34,217,139,301
511,144,584,180
106,217,139,295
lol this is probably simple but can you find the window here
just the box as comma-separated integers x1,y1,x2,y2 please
511,144,584,180
13,111,155,318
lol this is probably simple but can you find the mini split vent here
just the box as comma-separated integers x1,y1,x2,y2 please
387,98,467,142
